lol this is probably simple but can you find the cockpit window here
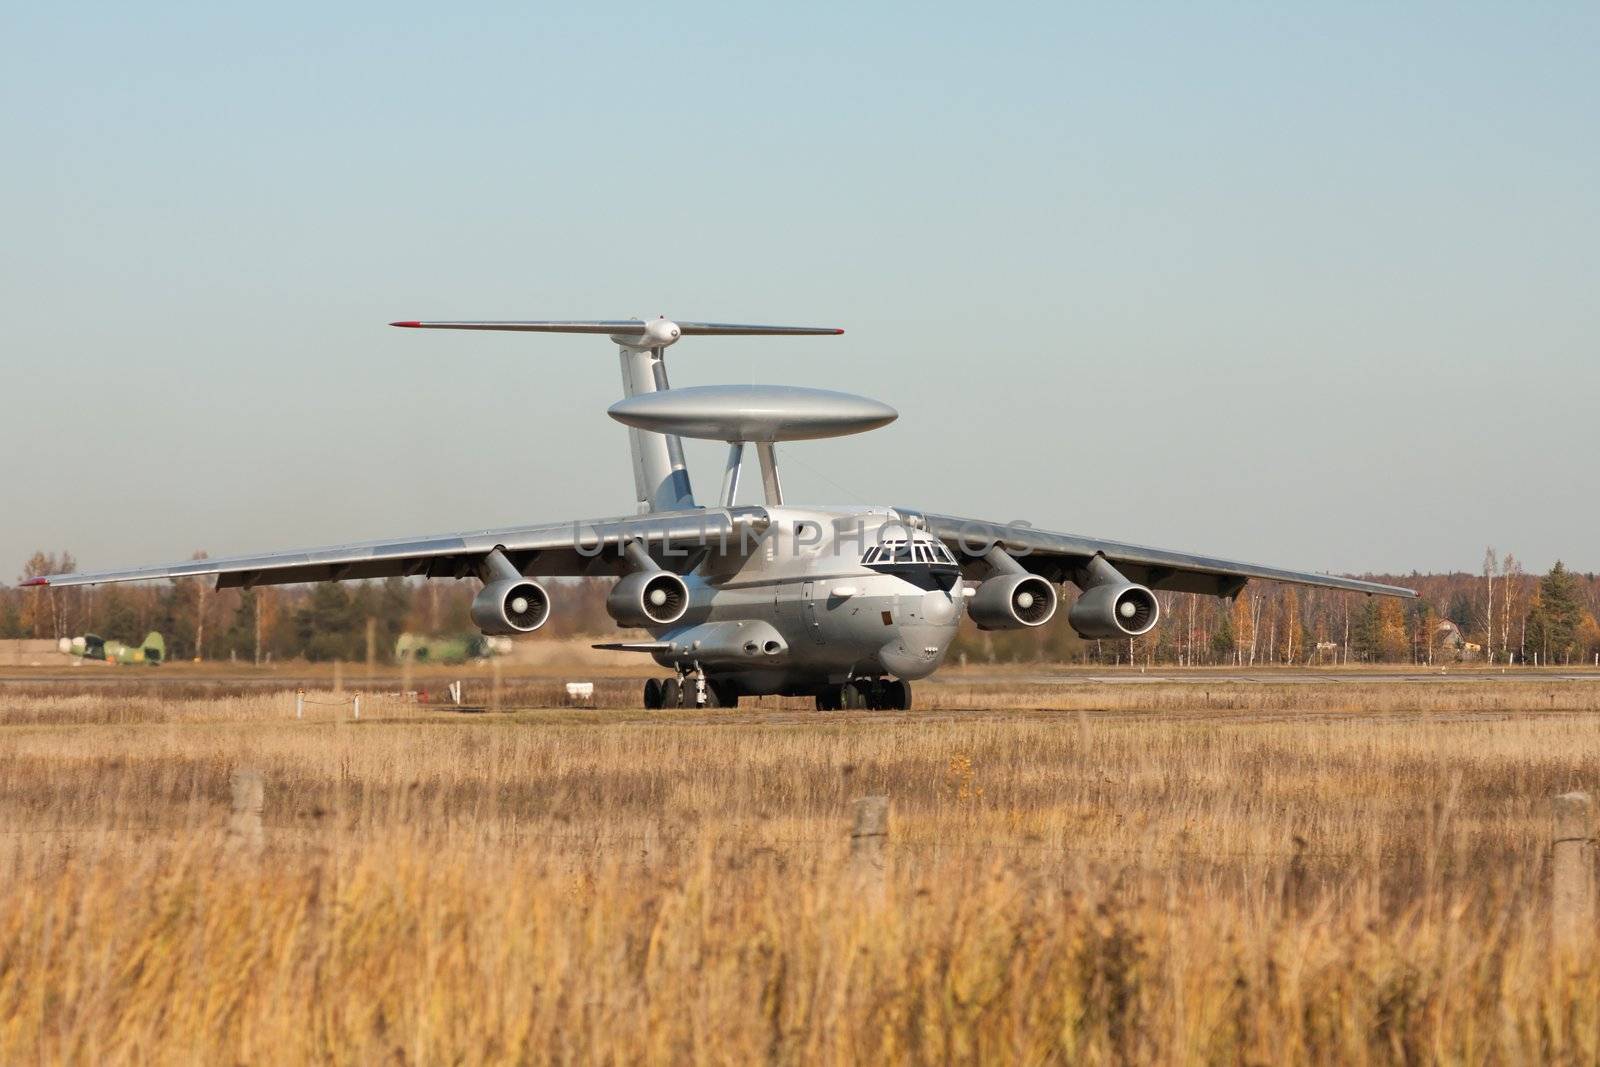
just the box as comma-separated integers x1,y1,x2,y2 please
864,538,957,568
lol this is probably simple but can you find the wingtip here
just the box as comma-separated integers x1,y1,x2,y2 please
832,328,845,335
389,320,421,328
20,577,47,588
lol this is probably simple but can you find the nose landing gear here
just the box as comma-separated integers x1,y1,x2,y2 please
643,669,739,709
815,678,911,712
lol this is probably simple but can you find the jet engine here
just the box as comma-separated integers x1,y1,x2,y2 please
607,570,690,628
1067,580,1160,638
471,578,551,636
968,573,1058,630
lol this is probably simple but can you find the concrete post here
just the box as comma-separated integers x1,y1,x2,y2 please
295,689,304,720
850,796,889,888
1553,791,1595,949
1285,834,1310,914
639,818,660,872
229,768,264,852
352,694,361,720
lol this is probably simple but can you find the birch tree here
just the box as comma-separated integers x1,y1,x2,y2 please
1482,547,1497,664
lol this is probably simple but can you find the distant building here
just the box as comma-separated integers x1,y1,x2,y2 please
1434,620,1481,662
0,639,64,667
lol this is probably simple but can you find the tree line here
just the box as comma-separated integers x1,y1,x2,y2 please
4,549,1597,666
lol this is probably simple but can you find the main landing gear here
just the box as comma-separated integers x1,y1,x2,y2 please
815,678,911,712
643,671,739,709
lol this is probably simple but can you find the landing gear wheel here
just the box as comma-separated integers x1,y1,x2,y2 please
643,678,663,709
814,687,838,712
710,680,739,708
888,679,912,711
660,677,681,709
842,682,866,710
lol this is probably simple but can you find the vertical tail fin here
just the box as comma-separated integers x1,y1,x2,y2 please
617,344,696,512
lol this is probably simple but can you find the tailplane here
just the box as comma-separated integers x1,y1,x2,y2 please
391,317,843,512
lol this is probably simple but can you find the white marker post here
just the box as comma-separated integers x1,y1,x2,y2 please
296,689,304,720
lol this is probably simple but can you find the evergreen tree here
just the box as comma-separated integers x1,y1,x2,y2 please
1351,600,1382,661
97,586,142,644
221,590,259,661
1526,561,1584,664
1210,614,1235,660
0,590,20,639
295,583,367,662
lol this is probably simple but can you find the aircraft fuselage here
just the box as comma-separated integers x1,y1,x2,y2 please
644,506,964,696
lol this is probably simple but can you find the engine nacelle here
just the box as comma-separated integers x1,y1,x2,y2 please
968,573,1058,630
1067,582,1160,638
470,578,551,636
606,570,690,628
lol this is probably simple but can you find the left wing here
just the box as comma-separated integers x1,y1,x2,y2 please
906,510,1416,599
389,320,843,337
23,507,771,590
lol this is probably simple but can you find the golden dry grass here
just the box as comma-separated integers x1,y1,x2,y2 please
1,679,1599,1064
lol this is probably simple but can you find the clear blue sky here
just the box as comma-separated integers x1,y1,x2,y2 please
4,2,1596,577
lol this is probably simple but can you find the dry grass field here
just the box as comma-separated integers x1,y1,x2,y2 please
2,675,1599,1064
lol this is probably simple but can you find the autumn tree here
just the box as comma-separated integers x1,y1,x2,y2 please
19,551,76,639
1379,597,1409,662
1231,593,1252,666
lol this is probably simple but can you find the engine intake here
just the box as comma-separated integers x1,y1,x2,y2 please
1067,582,1160,638
471,578,551,636
968,573,1058,630
607,570,690,627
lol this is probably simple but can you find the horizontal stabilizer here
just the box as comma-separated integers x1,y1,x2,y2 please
390,319,842,336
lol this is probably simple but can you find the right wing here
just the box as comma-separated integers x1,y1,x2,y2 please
24,507,771,590
908,510,1416,600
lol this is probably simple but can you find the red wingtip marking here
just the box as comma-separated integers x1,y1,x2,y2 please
390,320,422,328
21,577,47,588
833,328,845,335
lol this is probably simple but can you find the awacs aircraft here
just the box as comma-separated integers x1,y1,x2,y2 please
28,318,1415,710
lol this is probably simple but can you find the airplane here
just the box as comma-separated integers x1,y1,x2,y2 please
57,631,166,666
395,632,514,665
26,317,1415,710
